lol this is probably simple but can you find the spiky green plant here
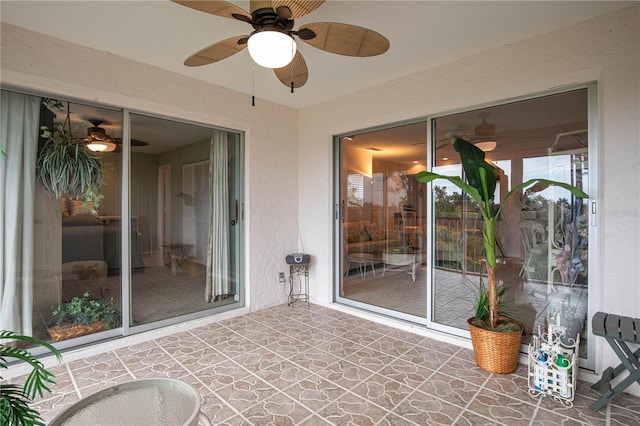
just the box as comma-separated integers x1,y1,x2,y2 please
0,331,62,426
416,138,588,330
36,100,103,203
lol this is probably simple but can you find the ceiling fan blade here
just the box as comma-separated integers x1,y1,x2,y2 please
274,50,308,89
171,0,251,21
184,36,248,67
269,1,324,19
113,138,149,147
299,22,390,57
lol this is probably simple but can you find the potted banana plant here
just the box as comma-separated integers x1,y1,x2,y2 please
416,138,588,373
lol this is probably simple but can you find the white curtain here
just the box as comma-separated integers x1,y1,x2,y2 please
0,91,40,334
205,130,230,302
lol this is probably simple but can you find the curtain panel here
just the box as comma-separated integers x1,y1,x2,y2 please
205,130,230,302
0,91,40,334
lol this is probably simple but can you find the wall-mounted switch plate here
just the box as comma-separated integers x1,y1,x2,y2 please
278,272,285,283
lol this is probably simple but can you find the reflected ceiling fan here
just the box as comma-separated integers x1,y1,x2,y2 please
468,112,503,151
83,119,149,153
171,0,390,90
434,127,466,149
435,113,515,151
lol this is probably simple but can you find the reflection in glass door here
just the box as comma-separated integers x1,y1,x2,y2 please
337,122,429,320
130,114,242,326
29,96,123,345
334,86,593,365
430,87,592,361
2,89,244,354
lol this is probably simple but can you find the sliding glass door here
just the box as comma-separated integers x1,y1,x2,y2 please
336,121,429,322
430,87,592,363
129,114,242,327
0,90,243,350
335,85,595,364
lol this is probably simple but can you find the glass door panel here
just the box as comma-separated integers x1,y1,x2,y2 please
431,88,590,357
337,122,428,319
129,114,242,326
28,96,123,343
3,89,244,354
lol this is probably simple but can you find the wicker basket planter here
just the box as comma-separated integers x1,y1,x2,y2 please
48,321,105,342
468,317,524,374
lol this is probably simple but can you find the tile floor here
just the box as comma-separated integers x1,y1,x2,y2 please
21,304,640,425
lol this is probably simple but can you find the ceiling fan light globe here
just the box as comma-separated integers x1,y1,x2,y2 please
86,142,108,152
84,137,116,152
474,140,497,152
247,30,296,68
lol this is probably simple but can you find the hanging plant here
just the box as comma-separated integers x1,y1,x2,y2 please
36,100,104,205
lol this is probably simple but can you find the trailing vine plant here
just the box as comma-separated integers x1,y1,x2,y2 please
36,99,104,207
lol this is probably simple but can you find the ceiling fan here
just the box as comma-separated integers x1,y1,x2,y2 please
433,127,466,149
83,119,149,152
171,0,390,90
435,113,510,151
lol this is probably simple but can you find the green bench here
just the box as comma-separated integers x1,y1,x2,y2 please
590,312,640,411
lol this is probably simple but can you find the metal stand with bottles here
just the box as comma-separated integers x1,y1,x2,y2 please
528,312,579,407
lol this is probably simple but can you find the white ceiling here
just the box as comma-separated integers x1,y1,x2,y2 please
1,1,632,109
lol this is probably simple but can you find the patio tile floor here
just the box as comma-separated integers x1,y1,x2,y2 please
19,304,640,425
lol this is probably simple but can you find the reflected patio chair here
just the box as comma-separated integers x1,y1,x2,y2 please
519,220,547,282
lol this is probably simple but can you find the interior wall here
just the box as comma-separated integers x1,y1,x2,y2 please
158,138,210,245
298,5,639,393
0,23,300,312
131,152,159,255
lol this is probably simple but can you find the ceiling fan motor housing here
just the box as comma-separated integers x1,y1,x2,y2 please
475,120,495,138
87,126,107,137
250,7,294,31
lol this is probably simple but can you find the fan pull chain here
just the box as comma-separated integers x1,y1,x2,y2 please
252,66,255,107
290,38,295,94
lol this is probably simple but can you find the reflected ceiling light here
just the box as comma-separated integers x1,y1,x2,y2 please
247,30,296,68
84,119,116,152
85,141,112,152
474,140,497,152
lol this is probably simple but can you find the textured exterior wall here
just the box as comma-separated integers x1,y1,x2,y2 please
299,5,640,393
0,23,299,312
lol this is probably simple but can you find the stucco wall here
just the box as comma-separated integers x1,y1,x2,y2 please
298,5,639,392
0,23,299,312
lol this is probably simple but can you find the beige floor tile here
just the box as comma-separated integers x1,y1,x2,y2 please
17,303,639,425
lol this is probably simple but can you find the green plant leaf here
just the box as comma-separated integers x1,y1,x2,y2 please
415,172,486,218
0,332,61,400
453,138,497,205
36,100,104,203
1,384,47,426
1,330,61,426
